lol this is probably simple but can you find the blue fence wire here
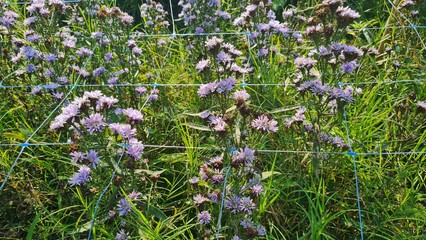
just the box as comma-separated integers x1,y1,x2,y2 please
339,83,365,240
1,79,426,90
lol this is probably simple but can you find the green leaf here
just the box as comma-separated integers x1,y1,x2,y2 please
261,171,281,180
182,123,211,131
25,211,41,240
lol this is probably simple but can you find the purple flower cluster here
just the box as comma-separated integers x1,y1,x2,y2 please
240,218,266,237
140,0,170,32
197,77,236,98
297,80,358,104
197,210,212,224
82,113,107,134
251,115,278,133
126,138,144,160
117,198,132,216
69,165,91,186
115,229,129,240
123,108,143,124
109,123,137,140
319,133,349,149
231,147,255,167
285,107,306,128
225,195,256,214
70,150,100,168
294,57,317,69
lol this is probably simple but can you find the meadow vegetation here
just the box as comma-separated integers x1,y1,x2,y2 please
0,0,425,239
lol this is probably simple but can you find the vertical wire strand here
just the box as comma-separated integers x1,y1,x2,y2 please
87,146,125,240
339,83,364,240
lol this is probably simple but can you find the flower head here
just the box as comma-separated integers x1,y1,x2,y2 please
117,198,132,216
69,165,91,186
251,115,278,133
197,211,212,224
82,113,107,134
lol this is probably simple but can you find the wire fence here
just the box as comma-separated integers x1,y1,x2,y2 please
1,1,426,239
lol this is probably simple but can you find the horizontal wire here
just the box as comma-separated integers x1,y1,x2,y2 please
1,79,425,90
0,141,424,156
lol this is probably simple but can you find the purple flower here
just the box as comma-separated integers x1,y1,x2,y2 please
128,190,141,200
84,90,103,100
195,27,204,34
31,86,43,95
126,138,144,160
217,51,234,65
26,64,37,73
44,54,57,62
189,176,199,185
233,147,255,166
336,6,360,22
239,197,256,213
286,107,306,128
105,52,114,62
56,76,69,84
199,111,210,119
217,77,236,94
53,92,64,100
135,86,147,95
63,36,77,48
417,101,426,111
225,195,241,213
76,47,94,57
196,59,210,72
250,184,263,196
93,67,107,77
123,108,143,124
85,150,100,168
132,47,142,55
240,219,266,237
215,10,231,19
208,191,220,203
198,82,218,97
69,165,91,186
211,116,227,132
258,48,269,57
115,229,129,240
108,77,118,85
109,123,137,140
251,115,278,133
50,103,80,130
0,11,19,28
233,90,250,101
109,210,116,218
205,37,223,51
211,172,224,184
197,211,212,224
82,113,107,134
147,89,159,101
70,151,85,163
96,96,119,110
22,46,38,60
117,198,132,216
341,60,359,73
91,31,104,39
294,57,317,69
193,194,208,206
